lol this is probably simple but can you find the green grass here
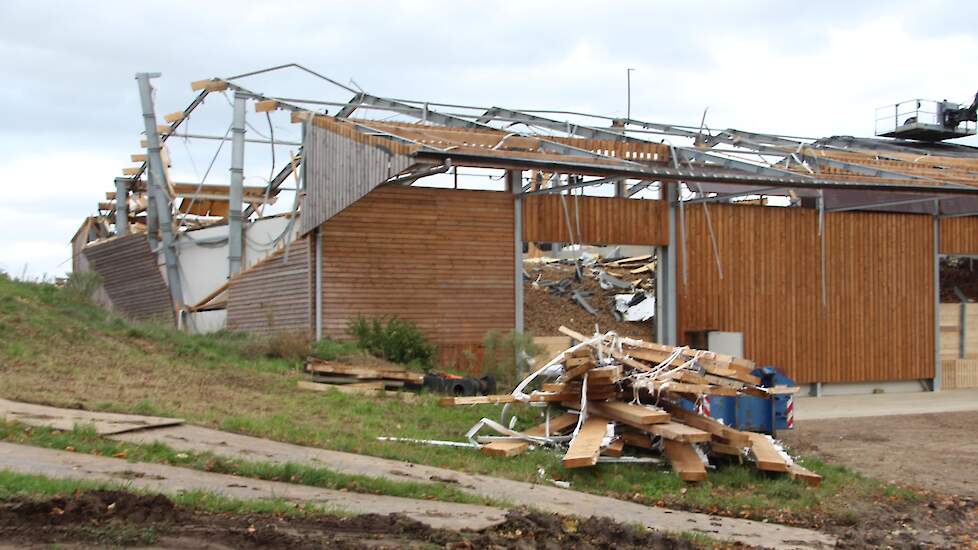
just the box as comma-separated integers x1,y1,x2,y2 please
0,275,922,527
0,421,497,507
0,469,333,517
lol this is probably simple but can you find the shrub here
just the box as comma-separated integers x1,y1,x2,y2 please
62,270,102,303
481,330,540,388
262,332,311,362
347,315,436,369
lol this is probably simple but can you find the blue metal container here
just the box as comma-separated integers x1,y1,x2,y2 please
676,366,796,434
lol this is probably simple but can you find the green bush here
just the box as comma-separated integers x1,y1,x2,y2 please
347,315,436,369
63,270,102,303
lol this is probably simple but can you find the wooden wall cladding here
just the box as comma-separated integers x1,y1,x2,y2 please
320,186,515,351
940,217,978,255
226,238,311,335
522,195,667,245
83,234,174,324
678,204,934,384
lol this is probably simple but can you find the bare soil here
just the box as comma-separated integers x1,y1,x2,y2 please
780,411,978,548
0,490,704,549
781,411,978,498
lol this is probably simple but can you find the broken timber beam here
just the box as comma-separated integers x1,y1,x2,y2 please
480,413,579,457
662,439,707,482
562,416,610,468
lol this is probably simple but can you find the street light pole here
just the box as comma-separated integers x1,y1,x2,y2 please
626,68,635,120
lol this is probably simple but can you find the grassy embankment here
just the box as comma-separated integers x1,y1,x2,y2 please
0,274,917,527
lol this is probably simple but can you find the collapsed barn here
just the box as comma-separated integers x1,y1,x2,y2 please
72,66,978,396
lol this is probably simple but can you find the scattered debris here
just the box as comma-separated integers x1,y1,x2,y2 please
439,326,816,485
524,252,656,337
300,358,496,398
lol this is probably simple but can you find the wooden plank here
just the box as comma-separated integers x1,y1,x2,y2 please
560,360,597,381
647,422,711,443
621,431,653,449
662,439,707,481
601,437,625,457
163,111,185,123
296,380,416,402
440,392,571,406
562,416,610,468
191,79,228,92
122,167,141,176
662,403,752,448
255,99,279,112
130,153,148,163
787,462,822,487
559,326,654,373
747,433,789,473
305,362,424,384
709,440,745,457
156,124,172,135
481,413,579,457
588,401,670,425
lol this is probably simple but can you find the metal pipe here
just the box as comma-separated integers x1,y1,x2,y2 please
658,183,679,345
382,162,451,186
510,170,525,333
315,226,323,341
169,132,301,146
228,92,246,275
136,72,184,312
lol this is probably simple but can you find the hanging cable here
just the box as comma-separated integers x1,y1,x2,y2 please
178,123,233,223
818,189,827,309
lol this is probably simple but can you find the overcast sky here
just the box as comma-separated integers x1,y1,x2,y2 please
2,0,977,279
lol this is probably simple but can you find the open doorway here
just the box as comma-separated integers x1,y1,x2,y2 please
522,242,657,341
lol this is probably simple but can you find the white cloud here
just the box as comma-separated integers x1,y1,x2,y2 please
1,0,977,279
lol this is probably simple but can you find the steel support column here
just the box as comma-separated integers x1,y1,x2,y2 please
933,210,942,391
228,92,246,276
657,183,679,345
114,178,129,236
135,72,184,312
509,170,525,333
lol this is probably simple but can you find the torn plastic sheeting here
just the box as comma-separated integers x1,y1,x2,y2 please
465,417,573,447
614,292,656,321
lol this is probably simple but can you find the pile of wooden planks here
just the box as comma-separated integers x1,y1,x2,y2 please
441,326,818,486
299,358,424,400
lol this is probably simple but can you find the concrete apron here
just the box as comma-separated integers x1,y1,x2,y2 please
0,442,505,531
0,399,835,549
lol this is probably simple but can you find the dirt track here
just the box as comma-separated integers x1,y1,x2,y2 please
0,490,700,549
781,410,978,497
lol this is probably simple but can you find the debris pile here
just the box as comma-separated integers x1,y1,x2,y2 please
299,359,496,398
441,326,818,485
299,359,425,399
524,253,656,337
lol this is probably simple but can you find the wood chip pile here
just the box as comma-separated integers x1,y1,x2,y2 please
441,326,819,486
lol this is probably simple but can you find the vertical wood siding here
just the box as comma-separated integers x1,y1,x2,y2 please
226,238,311,335
940,217,978,255
320,186,515,359
678,204,934,384
82,234,174,323
300,119,414,235
522,195,667,245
